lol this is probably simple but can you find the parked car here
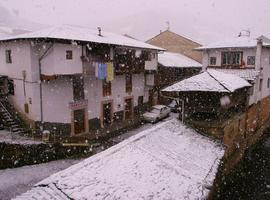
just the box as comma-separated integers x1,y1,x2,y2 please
168,100,180,113
143,105,171,123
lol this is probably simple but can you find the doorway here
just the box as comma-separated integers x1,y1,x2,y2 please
124,98,133,120
74,109,86,134
102,102,112,126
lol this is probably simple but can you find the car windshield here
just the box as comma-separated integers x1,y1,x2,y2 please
150,108,160,114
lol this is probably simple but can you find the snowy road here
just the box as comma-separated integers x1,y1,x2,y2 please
0,159,81,200
0,113,177,199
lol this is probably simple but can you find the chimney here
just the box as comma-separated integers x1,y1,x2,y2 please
98,27,102,36
255,39,262,71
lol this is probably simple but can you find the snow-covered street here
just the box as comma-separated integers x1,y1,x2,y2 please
0,114,176,199
0,159,81,200
13,118,224,200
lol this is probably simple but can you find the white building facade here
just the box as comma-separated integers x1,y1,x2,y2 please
0,25,162,137
197,36,270,105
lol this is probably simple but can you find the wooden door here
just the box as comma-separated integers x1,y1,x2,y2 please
103,102,112,126
125,98,133,120
74,109,86,134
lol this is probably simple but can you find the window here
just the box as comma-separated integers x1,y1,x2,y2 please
72,76,84,101
5,50,12,63
210,57,216,65
221,51,243,66
142,51,151,61
24,103,29,114
103,80,111,96
125,74,132,93
259,79,263,91
66,50,73,60
138,96,144,106
247,56,255,65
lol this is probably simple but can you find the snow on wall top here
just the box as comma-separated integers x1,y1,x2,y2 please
162,69,251,93
0,25,164,51
210,68,259,81
158,52,202,68
14,119,224,200
196,36,270,50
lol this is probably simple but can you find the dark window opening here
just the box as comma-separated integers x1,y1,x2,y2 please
138,96,144,106
5,50,12,63
210,57,216,65
66,50,73,60
103,80,111,96
72,76,84,101
126,74,132,93
247,56,255,65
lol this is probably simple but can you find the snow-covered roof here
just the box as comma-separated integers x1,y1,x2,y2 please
196,36,270,50
210,68,259,81
15,119,224,200
0,25,164,51
158,52,202,68
162,69,251,93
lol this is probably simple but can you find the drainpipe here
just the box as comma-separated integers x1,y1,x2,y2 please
38,43,54,131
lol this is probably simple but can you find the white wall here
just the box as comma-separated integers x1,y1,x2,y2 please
33,43,83,76
259,47,270,99
0,41,33,82
0,40,151,126
42,77,73,123
85,73,149,120
205,48,256,68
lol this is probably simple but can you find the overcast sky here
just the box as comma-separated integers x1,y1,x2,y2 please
0,0,269,44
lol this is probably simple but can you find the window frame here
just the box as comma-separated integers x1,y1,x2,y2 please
138,96,144,106
247,56,255,66
102,80,112,97
125,74,132,93
5,50,12,64
210,57,217,66
221,51,243,66
66,50,73,60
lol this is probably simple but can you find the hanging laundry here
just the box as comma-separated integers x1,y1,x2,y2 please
106,62,114,82
97,63,106,80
